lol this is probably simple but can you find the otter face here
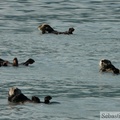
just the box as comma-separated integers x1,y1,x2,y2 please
38,24,54,34
38,24,48,30
13,58,18,66
99,59,113,72
99,59,120,74
8,87,21,97
99,59,112,68
69,28,75,33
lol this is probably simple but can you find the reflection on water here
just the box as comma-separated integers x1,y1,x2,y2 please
0,0,120,120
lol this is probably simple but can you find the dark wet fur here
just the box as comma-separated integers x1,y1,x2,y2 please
8,93,31,103
8,88,52,104
100,59,120,74
39,24,75,35
22,58,35,66
0,58,8,66
0,58,35,67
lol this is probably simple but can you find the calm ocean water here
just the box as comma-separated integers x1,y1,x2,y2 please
0,0,120,120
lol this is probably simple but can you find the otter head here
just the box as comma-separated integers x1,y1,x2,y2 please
44,96,52,104
68,28,75,34
8,87,21,97
13,58,18,66
99,59,120,74
99,59,112,70
38,24,54,34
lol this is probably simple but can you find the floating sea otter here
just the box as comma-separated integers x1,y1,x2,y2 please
99,59,120,74
38,24,75,34
8,87,52,104
0,58,35,67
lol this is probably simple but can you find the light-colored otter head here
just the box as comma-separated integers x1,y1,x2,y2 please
38,24,47,30
38,24,54,34
8,87,21,97
99,59,120,74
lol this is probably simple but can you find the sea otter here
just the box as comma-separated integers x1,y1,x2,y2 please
38,24,75,34
0,58,35,67
8,87,52,104
99,59,120,74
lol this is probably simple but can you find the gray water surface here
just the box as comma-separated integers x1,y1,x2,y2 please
0,0,120,120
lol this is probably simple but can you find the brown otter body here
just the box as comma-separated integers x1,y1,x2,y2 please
38,24,75,35
99,59,120,74
8,87,52,104
0,58,35,67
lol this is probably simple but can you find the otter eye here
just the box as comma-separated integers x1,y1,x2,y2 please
101,60,104,62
